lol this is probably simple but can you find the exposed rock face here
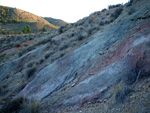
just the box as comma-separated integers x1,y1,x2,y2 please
15,0,150,111
0,44,46,82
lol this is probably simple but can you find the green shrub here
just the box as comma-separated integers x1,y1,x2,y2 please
27,25,32,33
22,25,32,34
42,27,47,32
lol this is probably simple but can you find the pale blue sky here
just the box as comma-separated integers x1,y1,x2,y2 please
0,0,129,23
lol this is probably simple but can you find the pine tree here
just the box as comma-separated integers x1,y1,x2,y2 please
22,26,27,33
27,25,32,33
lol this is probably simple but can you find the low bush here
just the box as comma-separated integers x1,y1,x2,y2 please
108,4,122,9
44,51,53,59
59,52,65,58
111,7,123,19
101,8,107,12
0,88,8,96
19,99,40,113
14,43,20,47
18,48,27,57
39,58,44,64
26,45,35,52
26,61,35,68
115,87,133,103
127,7,136,15
59,43,69,50
26,67,36,78
0,54,7,61
126,0,134,7
22,25,32,34
1,97,24,113
78,35,85,41
77,32,88,41
58,26,64,34
37,38,51,46
0,97,40,113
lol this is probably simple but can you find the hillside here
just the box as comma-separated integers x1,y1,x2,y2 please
44,17,67,27
0,0,150,113
0,5,59,33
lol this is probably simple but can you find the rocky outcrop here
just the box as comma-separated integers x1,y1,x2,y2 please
16,0,150,111
0,44,47,82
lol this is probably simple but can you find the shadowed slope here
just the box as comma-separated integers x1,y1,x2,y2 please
16,0,150,112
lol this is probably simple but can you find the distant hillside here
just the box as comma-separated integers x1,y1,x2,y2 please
0,5,59,33
44,17,67,27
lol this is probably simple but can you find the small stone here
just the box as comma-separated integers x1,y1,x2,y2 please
103,99,107,102
89,73,94,75
132,95,135,98
99,51,104,55
79,110,82,112
88,102,91,104
71,83,76,87
99,100,102,103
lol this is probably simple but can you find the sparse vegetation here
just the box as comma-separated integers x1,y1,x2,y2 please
1,1,149,113
108,4,122,9
26,67,37,78
0,97,40,113
77,32,88,41
59,42,69,50
115,87,133,103
1,97,24,113
110,7,123,19
26,61,35,68
0,6,21,24
0,5,58,33
126,0,134,7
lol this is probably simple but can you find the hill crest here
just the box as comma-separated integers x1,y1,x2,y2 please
0,5,59,33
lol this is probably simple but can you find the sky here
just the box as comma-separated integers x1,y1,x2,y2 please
0,0,129,23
